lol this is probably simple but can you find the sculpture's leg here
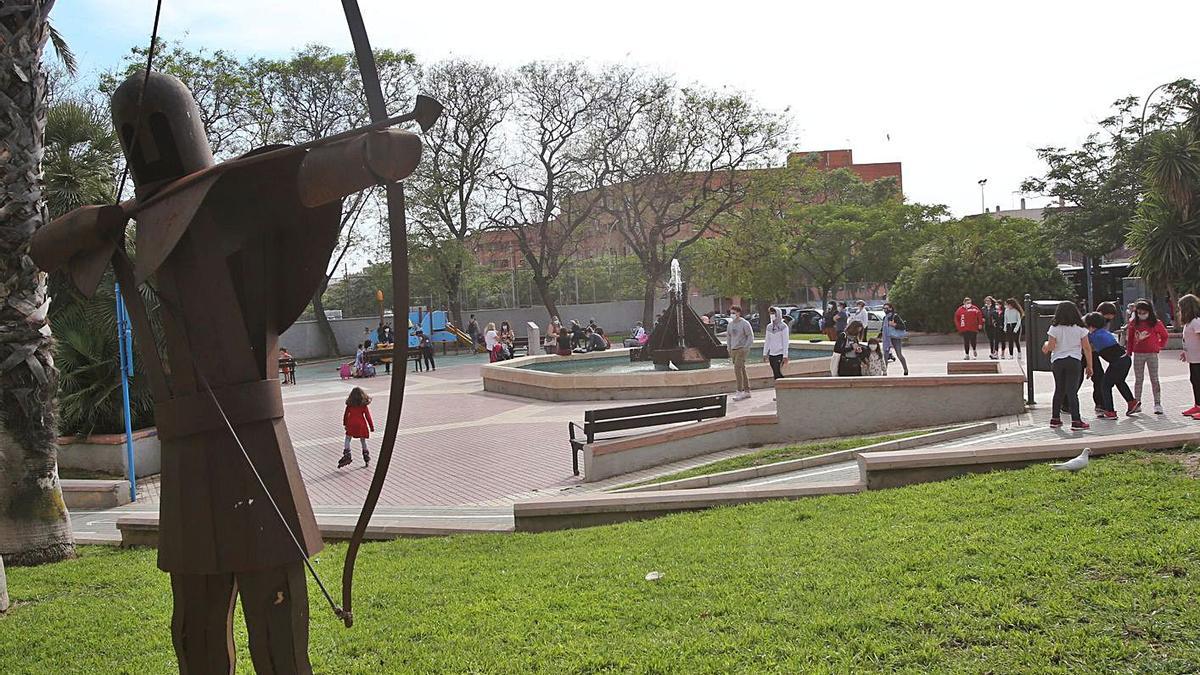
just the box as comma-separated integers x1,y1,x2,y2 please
170,572,237,674
238,561,312,675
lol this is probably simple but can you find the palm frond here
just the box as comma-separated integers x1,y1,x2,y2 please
47,22,77,77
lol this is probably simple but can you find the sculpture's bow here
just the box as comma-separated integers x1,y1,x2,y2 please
337,0,442,628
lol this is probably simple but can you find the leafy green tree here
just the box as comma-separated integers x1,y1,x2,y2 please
889,216,1072,333
1129,89,1200,308
692,162,943,312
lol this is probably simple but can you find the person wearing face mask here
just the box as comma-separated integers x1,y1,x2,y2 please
982,296,1004,360
1126,299,1170,414
1002,298,1023,359
763,306,790,379
954,297,985,359
880,302,909,375
848,300,869,329
726,306,755,400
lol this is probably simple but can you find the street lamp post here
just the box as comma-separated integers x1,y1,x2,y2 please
977,178,988,215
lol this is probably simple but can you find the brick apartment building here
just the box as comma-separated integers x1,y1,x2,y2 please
471,148,903,270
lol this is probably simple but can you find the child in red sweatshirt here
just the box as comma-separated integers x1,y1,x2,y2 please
1125,299,1170,414
339,387,374,468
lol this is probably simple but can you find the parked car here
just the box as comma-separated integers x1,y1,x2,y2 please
865,310,884,334
783,308,823,334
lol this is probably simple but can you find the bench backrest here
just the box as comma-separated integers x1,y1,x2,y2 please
583,395,727,441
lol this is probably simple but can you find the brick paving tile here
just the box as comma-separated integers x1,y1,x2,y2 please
124,345,1200,510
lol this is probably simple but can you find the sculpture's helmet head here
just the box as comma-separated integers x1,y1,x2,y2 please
111,70,214,198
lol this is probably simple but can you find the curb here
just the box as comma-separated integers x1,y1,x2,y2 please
611,422,997,493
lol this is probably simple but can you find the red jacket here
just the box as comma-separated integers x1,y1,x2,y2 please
1126,319,1169,353
954,305,985,333
343,404,374,439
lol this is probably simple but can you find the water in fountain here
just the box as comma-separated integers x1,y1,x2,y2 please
670,259,684,347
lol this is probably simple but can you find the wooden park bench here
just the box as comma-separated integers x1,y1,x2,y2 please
567,395,728,476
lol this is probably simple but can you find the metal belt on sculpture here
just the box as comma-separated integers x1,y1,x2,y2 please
29,3,441,671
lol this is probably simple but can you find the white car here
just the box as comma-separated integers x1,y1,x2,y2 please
865,310,884,334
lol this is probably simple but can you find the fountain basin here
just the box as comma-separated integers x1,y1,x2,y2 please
482,340,833,401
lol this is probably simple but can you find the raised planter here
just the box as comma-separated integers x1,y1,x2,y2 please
56,428,160,478
579,364,1027,482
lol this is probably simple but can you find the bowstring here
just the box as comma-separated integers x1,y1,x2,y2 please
116,0,345,620
194,367,345,620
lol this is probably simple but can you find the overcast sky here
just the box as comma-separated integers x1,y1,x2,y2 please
58,0,1199,219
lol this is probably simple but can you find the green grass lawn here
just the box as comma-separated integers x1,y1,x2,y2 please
626,430,933,487
5,452,1200,672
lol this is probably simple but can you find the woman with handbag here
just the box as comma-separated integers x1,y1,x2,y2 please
831,320,866,376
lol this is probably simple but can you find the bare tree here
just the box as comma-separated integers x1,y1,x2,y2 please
407,59,510,326
597,84,788,326
488,63,659,320
256,45,417,355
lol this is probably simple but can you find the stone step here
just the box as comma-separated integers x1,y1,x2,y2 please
61,479,131,510
514,480,863,532
115,511,514,549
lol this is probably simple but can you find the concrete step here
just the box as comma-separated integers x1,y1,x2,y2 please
515,479,863,532
115,509,514,548
61,479,131,510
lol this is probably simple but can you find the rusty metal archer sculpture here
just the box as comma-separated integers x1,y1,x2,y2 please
30,4,438,670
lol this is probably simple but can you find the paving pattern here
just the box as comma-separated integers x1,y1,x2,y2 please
114,344,1200,512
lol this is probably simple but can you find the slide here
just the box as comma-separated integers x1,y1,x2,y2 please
445,323,485,353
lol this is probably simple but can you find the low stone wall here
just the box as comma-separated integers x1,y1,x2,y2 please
57,428,160,478
859,428,1200,490
482,341,833,402
579,366,1027,482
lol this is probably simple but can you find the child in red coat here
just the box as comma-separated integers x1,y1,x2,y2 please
339,387,374,468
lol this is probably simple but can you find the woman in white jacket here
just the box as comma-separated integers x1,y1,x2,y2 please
762,307,790,379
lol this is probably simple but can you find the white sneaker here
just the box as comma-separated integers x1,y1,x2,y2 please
1154,403,1165,415
744,391,752,399
731,391,746,401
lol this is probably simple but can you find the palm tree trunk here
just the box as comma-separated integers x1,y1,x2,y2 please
0,0,75,566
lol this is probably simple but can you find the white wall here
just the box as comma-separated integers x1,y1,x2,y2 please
278,296,717,360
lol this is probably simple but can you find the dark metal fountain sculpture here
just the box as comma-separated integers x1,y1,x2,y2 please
631,260,729,370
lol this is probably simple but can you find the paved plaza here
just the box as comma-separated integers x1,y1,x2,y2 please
75,343,1199,542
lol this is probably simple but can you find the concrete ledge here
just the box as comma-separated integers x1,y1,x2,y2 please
115,512,512,548
60,479,131,510
514,480,863,532
775,372,1025,389
947,360,1001,374
582,367,1026,482
859,428,1200,489
615,422,998,493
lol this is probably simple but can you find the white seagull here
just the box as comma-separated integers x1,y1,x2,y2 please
1051,448,1090,472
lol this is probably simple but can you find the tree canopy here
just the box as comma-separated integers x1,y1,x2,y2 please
889,216,1072,333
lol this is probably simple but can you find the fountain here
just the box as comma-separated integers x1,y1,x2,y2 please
631,259,728,370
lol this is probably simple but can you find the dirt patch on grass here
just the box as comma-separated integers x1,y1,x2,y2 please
1142,452,1200,478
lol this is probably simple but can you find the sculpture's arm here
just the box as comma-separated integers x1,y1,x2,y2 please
29,204,129,296
296,129,422,208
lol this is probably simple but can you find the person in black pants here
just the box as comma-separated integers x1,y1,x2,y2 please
983,296,1003,359
1044,301,1094,429
417,329,436,372
1081,302,1120,414
1085,312,1138,417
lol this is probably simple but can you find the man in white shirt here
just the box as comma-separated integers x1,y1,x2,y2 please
762,306,790,379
